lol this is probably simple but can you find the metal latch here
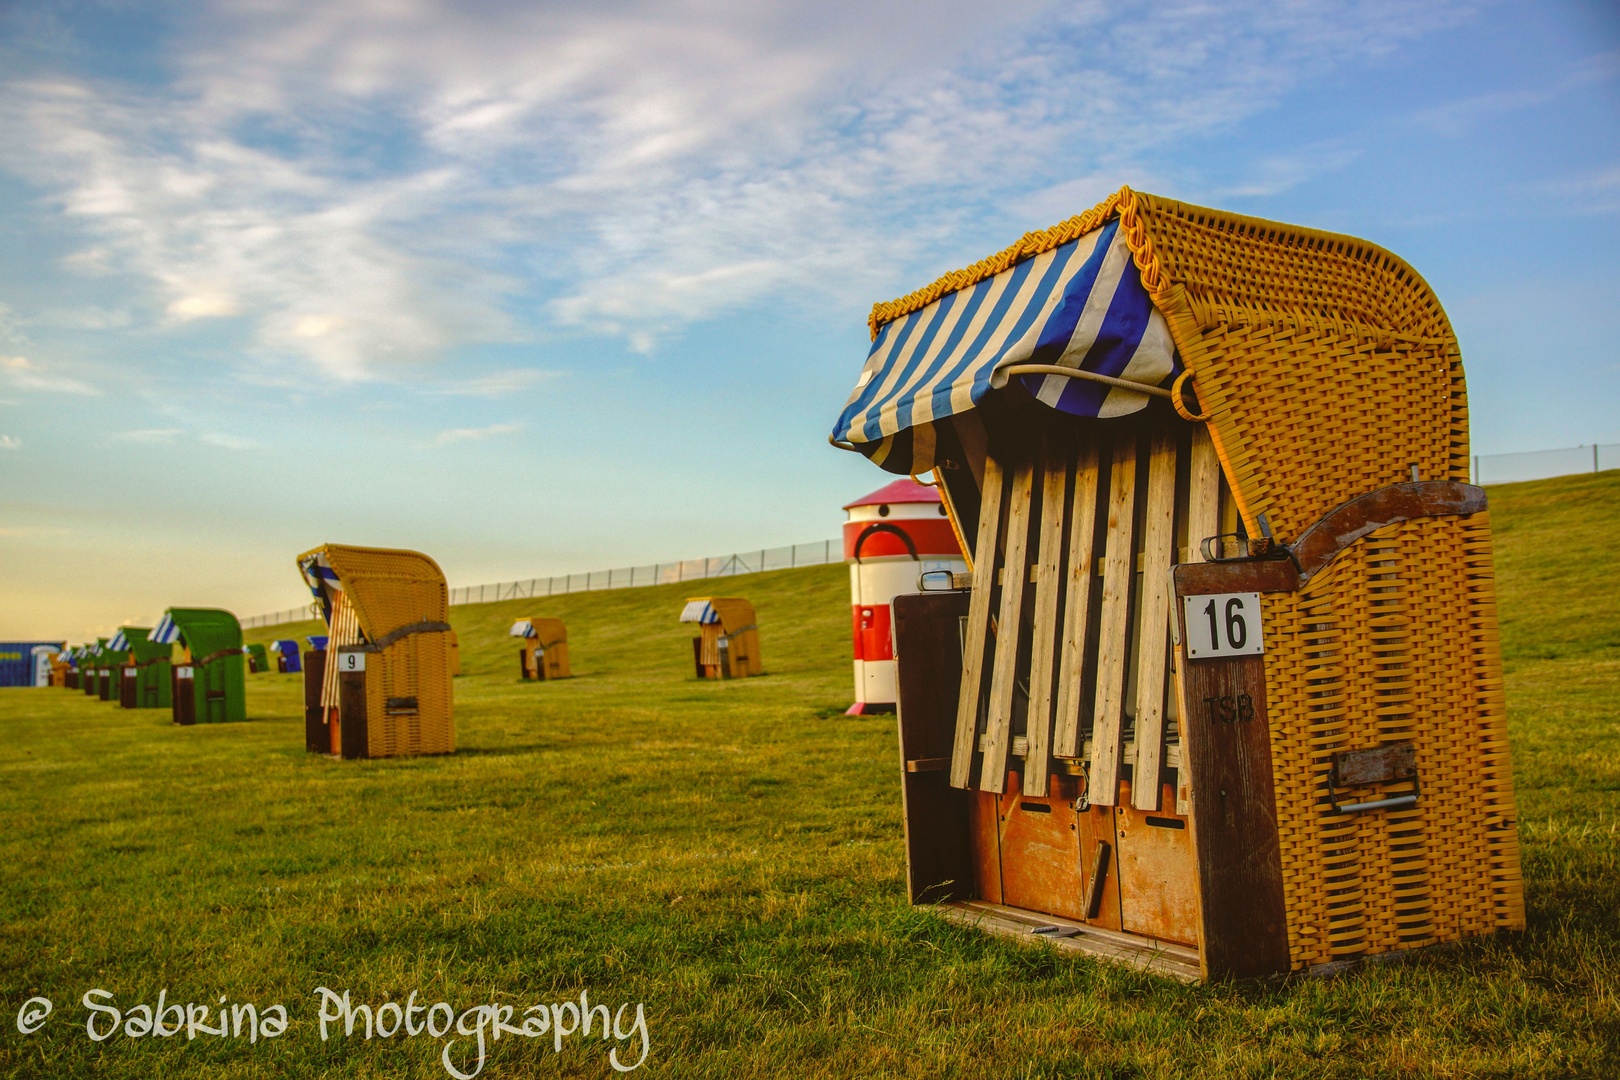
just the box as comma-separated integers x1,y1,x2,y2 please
1327,741,1419,814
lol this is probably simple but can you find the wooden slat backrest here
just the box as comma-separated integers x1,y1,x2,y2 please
946,412,1233,801
1087,436,1139,808
949,456,1005,788
1129,428,1178,810
1022,434,1070,796
1187,427,1221,563
1052,433,1100,759
980,460,1037,793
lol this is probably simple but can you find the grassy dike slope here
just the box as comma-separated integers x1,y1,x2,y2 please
2,471,1617,1079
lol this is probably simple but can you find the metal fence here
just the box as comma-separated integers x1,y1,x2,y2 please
446,539,841,606
242,539,843,629
242,607,317,630
1473,443,1617,485
244,442,1617,629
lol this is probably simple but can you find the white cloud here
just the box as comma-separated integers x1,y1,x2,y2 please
167,294,240,321
429,368,561,396
427,422,521,446
1523,164,1620,216
0,0,1485,376
0,303,28,346
1411,48,1618,138
1214,140,1364,199
112,428,184,443
198,432,259,450
0,435,21,450
0,355,98,395
25,306,133,330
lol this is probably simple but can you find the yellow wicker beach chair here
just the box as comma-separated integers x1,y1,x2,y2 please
296,544,455,760
679,598,762,680
509,617,571,680
830,187,1522,981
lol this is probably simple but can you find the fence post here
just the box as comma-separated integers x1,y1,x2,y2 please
1596,445,1601,474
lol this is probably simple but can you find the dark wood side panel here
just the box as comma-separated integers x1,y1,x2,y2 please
1173,558,1299,596
1179,654,1291,979
339,668,369,760
303,650,326,753
172,671,195,726
893,591,975,904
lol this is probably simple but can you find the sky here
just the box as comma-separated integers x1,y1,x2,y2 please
1,0,1616,643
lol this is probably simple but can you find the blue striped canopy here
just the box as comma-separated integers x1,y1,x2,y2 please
108,630,129,652
679,600,719,625
150,612,181,645
832,218,1178,474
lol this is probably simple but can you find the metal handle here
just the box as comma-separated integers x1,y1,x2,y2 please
1331,793,1419,814
1327,765,1420,815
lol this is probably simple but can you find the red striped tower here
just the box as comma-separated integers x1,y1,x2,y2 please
843,478,968,715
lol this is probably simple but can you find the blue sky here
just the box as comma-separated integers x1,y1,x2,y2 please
1,0,1616,642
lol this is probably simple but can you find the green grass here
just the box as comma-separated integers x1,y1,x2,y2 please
2,472,1617,1079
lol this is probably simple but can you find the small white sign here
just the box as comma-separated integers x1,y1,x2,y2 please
1183,592,1265,658
176,666,194,679
124,667,137,677
337,651,366,672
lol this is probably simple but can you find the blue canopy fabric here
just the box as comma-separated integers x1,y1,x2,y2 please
679,600,719,625
831,218,1178,475
150,612,180,645
298,553,344,622
108,630,129,652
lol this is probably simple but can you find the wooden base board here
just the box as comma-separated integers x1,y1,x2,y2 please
1303,940,1457,980
928,899,1202,983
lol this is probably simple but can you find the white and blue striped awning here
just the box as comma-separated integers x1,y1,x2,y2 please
108,630,129,652
151,612,181,645
509,619,537,639
679,600,720,625
299,553,343,596
832,218,1178,475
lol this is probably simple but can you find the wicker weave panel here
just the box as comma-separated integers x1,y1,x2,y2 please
1264,514,1523,969
319,545,450,640
1125,194,1470,542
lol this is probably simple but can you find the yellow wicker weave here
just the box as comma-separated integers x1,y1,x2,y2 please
870,188,1523,969
521,617,568,649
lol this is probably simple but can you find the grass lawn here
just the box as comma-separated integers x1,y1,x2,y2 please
2,470,1617,1079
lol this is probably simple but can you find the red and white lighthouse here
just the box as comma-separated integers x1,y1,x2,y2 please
843,478,968,715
